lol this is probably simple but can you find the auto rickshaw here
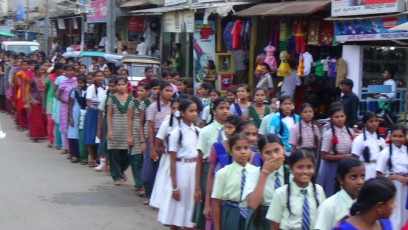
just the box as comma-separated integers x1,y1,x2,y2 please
121,55,161,89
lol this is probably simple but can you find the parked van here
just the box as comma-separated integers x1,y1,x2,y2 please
1,41,40,55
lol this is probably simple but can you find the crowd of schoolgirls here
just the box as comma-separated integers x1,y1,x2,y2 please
1,50,407,230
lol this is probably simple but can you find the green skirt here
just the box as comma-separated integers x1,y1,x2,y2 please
245,208,270,230
192,162,209,229
221,202,246,230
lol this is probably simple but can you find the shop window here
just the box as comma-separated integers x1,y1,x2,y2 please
362,47,407,88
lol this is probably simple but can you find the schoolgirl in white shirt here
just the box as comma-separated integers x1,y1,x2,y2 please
376,124,408,230
351,112,386,179
159,99,201,229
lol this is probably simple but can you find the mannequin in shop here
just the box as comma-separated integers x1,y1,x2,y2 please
277,51,291,77
374,69,396,99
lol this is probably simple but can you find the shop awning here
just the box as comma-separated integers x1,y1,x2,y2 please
120,0,161,8
236,0,330,17
130,2,251,14
326,11,408,21
130,5,187,14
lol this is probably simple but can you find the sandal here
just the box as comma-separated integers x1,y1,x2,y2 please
47,143,53,148
71,157,80,163
80,161,88,165
88,160,96,167
121,174,127,182
114,180,122,186
136,188,146,197
67,154,73,159
143,199,150,205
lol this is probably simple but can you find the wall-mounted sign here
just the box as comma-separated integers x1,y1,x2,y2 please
128,16,145,32
331,0,405,16
164,11,194,33
334,16,408,42
87,0,107,23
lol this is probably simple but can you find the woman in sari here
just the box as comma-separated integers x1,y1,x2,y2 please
28,64,47,141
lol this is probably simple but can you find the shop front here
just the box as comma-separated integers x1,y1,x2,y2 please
236,0,344,118
329,0,408,120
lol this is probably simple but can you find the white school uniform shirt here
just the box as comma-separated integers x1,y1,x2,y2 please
168,121,200,159
201,105,212,123
258,112,275,135
86,84,107,105
212,161,258,202
156,115,180,149
266,180,326,230
352,130,386,179
376,144,408,175
242,166,286,206
314,189,355,230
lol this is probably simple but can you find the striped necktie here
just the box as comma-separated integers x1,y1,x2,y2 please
274,171,281,189
217,127,223,142
240,168,249,218
301,189,310,230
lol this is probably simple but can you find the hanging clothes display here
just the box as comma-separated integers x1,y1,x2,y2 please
277,51,291,77
297,53,304,77
264,45,277,71
335,58,347,87
308,20,320,45
269,21,279,48
279,21,291,51
303,51,314,76
241,20,251,51
292,20,307,53
319,21,334,46
232,20,243,50
223,21,234,51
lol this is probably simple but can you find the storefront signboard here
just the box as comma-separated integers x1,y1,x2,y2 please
335,16,408,42
128,16,145,32
332,0,405,16
193,20,215,90
164,11,194,33
87,0,107,23
164,0,187,6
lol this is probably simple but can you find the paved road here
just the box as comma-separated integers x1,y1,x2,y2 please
0,113,165,230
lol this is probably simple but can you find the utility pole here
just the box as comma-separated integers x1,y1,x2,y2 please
43,0,50,54
80,13,85,51
25,0,29,40
106,0,115,53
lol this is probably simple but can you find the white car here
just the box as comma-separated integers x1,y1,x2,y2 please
1,41,40,55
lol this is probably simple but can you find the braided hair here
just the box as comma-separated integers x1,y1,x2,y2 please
177,99,199,145
387,124,407,172
278,95,296,136
329,106,353,155
157,81,171,112
94,70,105,96
252,134,287,227
298,103,319,147
287,149,319,216
362,112,383,163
